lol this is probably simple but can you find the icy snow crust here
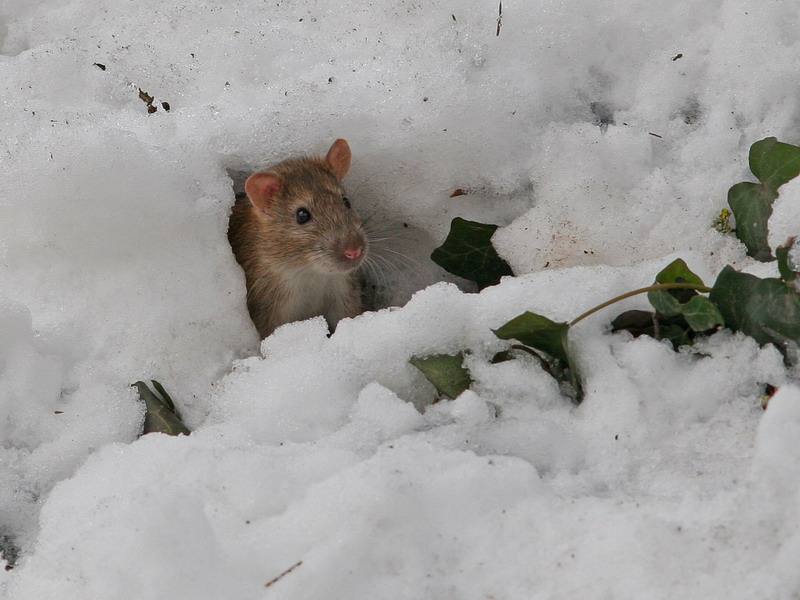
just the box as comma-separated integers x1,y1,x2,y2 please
0,0,799,597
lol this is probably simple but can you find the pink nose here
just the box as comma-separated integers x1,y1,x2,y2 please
344,246,362,260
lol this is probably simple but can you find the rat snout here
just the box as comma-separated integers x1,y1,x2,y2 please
331,230,366,271
344,246,362,260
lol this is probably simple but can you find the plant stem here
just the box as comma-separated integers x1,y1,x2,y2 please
569,283,712,327
510,344,556,377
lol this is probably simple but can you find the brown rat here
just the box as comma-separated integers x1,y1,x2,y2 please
228,139,368,338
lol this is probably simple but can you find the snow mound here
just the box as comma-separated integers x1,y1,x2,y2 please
0,0,799,597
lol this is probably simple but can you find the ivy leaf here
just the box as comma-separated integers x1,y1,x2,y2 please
150,379,179,416
611,309,656,335
643,258,721,335
431,217,514,290
492,312,569,363
659,323,694,349
709,266,800,351
647,258,705,316
680,295,724,332
728,181,778,262
749,137,800,190
134,381,191,436
776,237,799,284
409,352,472,399
611,310,696,350
727,138,800,262
492,312,582,401
653,258,705,287
490,350,515,364
647,287,682,317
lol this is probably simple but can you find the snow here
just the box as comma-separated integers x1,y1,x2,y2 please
0,0,799,598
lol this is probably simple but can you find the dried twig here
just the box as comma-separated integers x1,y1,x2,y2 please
496,2,503,36
264,561,303,588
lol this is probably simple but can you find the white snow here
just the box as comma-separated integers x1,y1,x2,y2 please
0,0,799,598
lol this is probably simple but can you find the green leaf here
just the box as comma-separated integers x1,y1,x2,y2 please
493,312,583,401
749,137,800,190
150,379,179,416
610,309,656,334
726,138,800,263
134,381,191,436
659,323,694,349
431,217,514,290
611,310,696,350
492,312,569,363
776,237,799,284
680,295,724,332
489,350,515,364
709,266,800,350
409,352,472,399
647,258,705,316
647,288,682,317
653,258,705,287
728,181,778,262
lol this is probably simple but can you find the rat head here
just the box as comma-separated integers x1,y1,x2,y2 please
244,139,368,274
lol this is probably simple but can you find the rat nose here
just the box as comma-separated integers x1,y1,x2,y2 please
344,246,362,260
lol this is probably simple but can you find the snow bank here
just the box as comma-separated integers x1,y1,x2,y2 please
0,0,799,597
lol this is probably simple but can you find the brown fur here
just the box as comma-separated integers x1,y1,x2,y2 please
228,141,367,338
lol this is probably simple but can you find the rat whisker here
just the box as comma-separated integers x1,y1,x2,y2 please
361,259,389,289
366,249,418,276
367,233,415,246
371,247,420,268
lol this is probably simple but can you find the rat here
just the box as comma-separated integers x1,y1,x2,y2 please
228,139,368,338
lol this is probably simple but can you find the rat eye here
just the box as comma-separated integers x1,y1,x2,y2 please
296,208,311,224
342,196,352,209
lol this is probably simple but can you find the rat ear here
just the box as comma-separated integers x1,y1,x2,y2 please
245,172,281,212
325,139,352,180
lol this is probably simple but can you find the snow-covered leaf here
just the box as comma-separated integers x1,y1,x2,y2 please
409,353,472,399
431,218,513,290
